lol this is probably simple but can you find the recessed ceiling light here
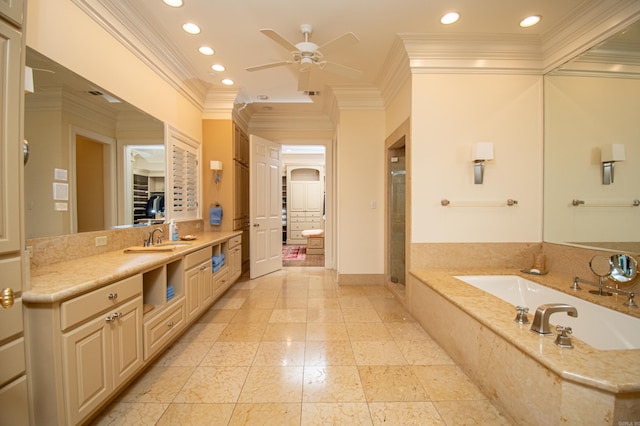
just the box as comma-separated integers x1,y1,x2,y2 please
182,22,201,34
520,15,541,28
162,0,183,7
199,46,214,56
221,78,234,86
211,64,225,72
441,12,460,25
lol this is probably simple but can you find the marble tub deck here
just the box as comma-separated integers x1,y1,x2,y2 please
408,268,640,425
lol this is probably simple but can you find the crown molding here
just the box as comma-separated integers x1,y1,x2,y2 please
400,33,543,74
248,111,334,137
71,0,208,110
377,37,411,108
541,0,640,72
202,90,239,120
330,86,384,110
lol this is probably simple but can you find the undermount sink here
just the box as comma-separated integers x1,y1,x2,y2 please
155,241,192,247
123,241,192,253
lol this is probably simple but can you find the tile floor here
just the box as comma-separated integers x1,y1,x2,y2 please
92,267,513,425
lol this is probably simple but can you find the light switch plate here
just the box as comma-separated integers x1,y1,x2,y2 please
95,236,107,247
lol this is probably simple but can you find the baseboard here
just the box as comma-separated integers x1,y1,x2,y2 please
337,273,384,285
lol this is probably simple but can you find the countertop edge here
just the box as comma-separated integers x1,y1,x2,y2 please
24,231,241,304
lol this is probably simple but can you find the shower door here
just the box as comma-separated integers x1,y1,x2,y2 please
388,148,406,285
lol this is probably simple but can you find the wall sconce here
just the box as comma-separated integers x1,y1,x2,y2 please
210,160,223,183
601,144,625,185
472,142,494,184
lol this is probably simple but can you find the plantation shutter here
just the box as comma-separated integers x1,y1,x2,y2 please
166,126,200,220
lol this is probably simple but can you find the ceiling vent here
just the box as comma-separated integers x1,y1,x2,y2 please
303,90,320,96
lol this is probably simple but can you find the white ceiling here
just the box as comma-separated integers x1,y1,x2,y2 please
101,0,598,107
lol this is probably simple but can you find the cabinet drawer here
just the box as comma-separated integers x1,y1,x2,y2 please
61,274,142,331
306,211,322,218
289,212,305,218
229,235,241,248
214,268,230,293
291,222,320,231
0,337,25,387
0,376,29,426
185,247,211,269
143,299,185,360
308,237,324,248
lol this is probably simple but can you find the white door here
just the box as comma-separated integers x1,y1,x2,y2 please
250,135,282,279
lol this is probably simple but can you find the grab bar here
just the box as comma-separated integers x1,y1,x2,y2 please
441,199,518,207
572,199,639,207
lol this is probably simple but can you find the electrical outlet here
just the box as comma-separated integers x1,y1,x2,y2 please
95,236,107,247
26,246,33,258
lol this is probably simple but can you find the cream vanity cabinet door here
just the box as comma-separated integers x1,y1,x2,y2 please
229,235,242,282
184,248,213,323
63,296,142,425
0,0,23,27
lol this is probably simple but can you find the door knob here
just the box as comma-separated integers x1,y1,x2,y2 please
0,288,15,309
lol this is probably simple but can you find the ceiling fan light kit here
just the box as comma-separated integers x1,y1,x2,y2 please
246,24,362,91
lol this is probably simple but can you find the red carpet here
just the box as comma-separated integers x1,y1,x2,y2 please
282,245,306,260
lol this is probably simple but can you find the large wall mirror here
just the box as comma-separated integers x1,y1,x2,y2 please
544,19,640,253
25,48,166,239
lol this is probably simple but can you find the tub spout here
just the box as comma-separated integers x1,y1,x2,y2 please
530,303,578,335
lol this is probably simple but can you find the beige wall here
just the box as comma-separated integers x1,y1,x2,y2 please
544,75,640,244
26,0,202,142
336,109,385,274
202,119,234,232
385,79,412,139
411,73,543,243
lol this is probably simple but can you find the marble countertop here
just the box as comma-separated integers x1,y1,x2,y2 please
410,268,640,394
24,231,241,304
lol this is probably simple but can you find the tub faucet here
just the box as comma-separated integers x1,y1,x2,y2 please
530,303,578,335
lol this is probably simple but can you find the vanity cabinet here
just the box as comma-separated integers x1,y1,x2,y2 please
228,234,242,283
28,274,143,425
63,295,142,425
141,259,185,360
184,247,213,323
26,232,242,424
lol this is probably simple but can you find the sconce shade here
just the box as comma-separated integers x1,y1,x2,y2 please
601,144,625,162
473,142,494,161
210,160,223,170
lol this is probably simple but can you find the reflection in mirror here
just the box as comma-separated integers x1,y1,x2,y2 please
544,19,640,254
589,254,612,278
609,253,638,287
24,48,165,238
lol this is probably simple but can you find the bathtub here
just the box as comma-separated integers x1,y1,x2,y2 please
408,270,640,425
454,275,640,350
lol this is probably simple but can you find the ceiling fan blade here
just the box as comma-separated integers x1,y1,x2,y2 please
297,69,311,91
318,32,359,52
245,61,291,72
321,61,363,79
260,29,298,52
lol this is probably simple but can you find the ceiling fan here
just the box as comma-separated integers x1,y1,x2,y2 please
246,24,362,91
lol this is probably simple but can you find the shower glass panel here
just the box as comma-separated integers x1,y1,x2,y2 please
389,147,406,285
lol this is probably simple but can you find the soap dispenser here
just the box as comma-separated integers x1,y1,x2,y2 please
169,219,178,241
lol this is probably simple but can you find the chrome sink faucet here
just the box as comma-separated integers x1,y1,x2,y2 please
145,228,164,246
530,303,578,335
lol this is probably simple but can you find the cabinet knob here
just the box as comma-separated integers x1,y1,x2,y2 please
167,321,174,327
0,288,15,309
108,293,118,300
